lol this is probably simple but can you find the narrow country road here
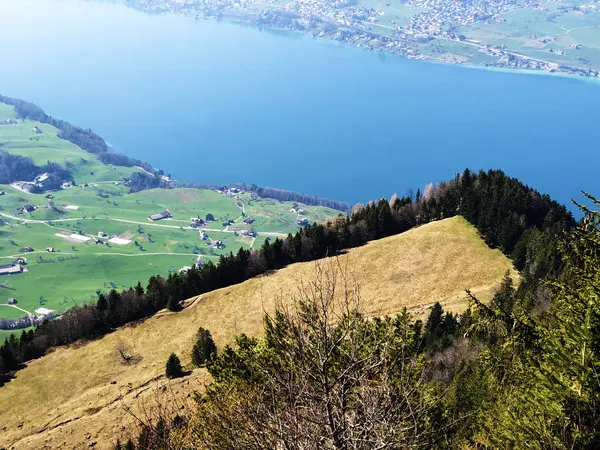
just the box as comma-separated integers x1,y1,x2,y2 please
1,213,287,237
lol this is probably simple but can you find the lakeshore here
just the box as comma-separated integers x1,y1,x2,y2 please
120,0,600,79
0,0,599,210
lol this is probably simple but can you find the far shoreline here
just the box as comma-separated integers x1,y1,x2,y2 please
134,5,600,87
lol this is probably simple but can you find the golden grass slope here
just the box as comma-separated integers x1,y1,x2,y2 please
0,216,518,449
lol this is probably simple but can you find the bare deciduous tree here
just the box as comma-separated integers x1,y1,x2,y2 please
185,261,444,450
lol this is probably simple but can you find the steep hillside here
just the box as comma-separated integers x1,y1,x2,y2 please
0,216,517,449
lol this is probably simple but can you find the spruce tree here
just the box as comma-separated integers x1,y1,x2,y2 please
165,353,183,378
166,295,178,312
96,293,108,310
192,327,217,367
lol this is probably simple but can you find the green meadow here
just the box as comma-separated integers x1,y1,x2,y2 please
456,2,600,70
0,102,343,321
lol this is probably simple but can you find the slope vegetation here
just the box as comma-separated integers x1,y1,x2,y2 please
0,216,517,449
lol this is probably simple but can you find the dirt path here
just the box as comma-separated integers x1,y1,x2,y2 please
0,303,33,316
0,251,219,260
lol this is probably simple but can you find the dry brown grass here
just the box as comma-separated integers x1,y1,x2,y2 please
0,216,517,449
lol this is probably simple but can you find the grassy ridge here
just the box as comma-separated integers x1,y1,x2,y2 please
0,216,517,449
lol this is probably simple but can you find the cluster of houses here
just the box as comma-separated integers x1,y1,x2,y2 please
11,172,59,196
0,118,17,125
216,186,244,197
290,205,305,215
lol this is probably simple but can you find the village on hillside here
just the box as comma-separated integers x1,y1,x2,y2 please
0,174,336,333
124,0,600,78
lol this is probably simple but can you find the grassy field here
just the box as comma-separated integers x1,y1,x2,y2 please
0,216,517,449
0,102,342,321
456,2,600,70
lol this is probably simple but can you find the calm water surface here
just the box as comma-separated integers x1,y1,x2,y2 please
0,0,598,208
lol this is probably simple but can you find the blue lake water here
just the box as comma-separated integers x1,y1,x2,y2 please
0,0,599,209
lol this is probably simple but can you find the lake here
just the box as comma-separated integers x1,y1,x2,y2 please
0,0,599,209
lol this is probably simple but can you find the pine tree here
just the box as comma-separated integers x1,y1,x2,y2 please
166,295,178,312
192,327,217,367
107,289,120,310
165,353,183,378
96,293,108,310
134,281,144,297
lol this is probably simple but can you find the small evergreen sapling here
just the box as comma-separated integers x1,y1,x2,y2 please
165,353,183,379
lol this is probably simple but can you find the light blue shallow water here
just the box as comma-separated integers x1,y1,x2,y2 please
0,0,598,208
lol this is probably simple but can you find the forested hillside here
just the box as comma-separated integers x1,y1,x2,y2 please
0,216,514,449
0,167,586,450
0,169,573,382
116,194,599,449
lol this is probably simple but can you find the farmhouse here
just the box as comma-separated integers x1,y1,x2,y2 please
35,173,50,184
98,231,108,238
46,247,56,253
298,218,310,226
189,217,205,228
241,229,257,238
21,204,36,213
16,257,27,265
210,240,226,250
148,210,172,221
243,217,255,224
7,298,17,305
0,191,5,196
0,264,23,276
19,247,34,253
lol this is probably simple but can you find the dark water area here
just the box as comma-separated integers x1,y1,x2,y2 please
0,0,599,210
